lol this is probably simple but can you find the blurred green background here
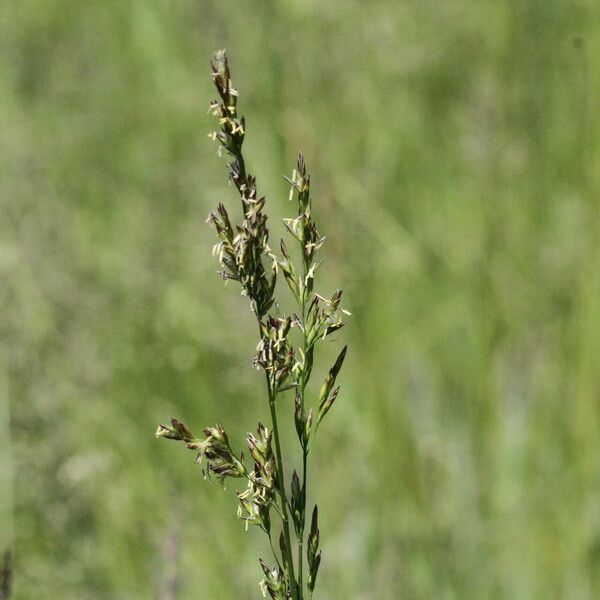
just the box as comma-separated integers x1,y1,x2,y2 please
2,1,600,598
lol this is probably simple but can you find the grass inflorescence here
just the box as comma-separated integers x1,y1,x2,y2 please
157,50,349,600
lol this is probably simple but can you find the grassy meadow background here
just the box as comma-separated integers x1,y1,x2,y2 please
2,1,600,598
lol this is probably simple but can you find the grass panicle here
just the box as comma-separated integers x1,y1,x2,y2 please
156,50,348,599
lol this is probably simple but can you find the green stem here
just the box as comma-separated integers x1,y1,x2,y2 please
267,531,283,571
297,525,303,592
268,388,299,600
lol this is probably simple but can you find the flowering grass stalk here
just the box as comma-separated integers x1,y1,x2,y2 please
157,50,348,599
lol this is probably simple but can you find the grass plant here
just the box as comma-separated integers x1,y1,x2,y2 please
157,50,348,600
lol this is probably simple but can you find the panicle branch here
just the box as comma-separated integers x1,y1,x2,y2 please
207,49,276,319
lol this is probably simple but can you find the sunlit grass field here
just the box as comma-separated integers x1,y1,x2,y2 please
2,1,600,598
